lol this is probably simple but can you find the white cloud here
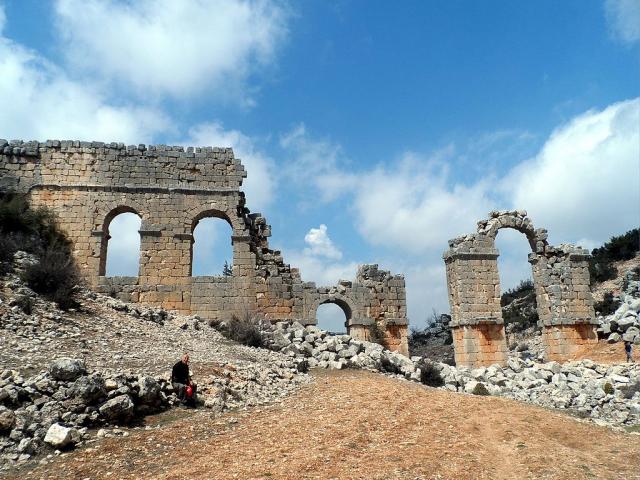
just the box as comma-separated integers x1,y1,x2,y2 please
280,224,356,286
0,24,172,143
605,0,640,45
503,98,640,246
351,155,495,253
280,124,355,202
303,224,342,259
184,122,276,210
54,0,290,103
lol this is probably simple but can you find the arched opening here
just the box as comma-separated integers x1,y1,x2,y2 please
191,215,233,276
316,300,351,334
101,209,141,277
495,228,538,355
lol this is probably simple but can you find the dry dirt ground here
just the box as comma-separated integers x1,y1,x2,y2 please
8,369,640,480
572,340,638,364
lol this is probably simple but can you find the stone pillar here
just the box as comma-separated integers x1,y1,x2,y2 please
531,246,598,361
443,243,508,367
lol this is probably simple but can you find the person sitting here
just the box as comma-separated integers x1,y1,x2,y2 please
171,353,197,407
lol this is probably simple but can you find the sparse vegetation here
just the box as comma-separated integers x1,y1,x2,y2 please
501,279,539,332
471,382,490,396
368,321,387,346
379,356,401,375
589,228,640,283
594,292,620,316
620,380,640,400
223,311,266,348
13,294,35,314
416,358,444,387
603,382,614,395
0,192,81,309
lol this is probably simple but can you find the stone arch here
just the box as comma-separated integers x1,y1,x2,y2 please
476,210,548,253
189,209,234,277
309,293,359,329
183,203,245,236
98,205,143,276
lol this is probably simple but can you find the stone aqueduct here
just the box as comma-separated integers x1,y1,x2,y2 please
1,140,601,364
444,210,598,366
0,140,409,354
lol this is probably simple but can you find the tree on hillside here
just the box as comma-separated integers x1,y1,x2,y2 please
223,260,232,276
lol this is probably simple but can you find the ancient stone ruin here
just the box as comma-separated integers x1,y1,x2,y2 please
0,140,408,354
443,210,598,367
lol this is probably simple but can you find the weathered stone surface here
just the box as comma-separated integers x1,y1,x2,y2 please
443,211,597,367
99,395,135,422
43,423,76,448
0,141,408,355
0,407,16,432
49,358,86,381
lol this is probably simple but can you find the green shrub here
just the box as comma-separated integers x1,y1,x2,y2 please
620,380,640,400
379,356,402,375
416,359,444,387
0,234,17,275
603,382,614,395
13,295,34,314
471,382,490,396
594,292,620,316
223,311,265,348
22,245,80,310
589,229,640,283
368,321,387,346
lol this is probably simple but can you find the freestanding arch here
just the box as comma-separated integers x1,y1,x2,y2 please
443,210,597,367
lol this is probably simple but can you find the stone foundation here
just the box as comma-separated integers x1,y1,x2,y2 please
451,324,508,367
542,324,598,362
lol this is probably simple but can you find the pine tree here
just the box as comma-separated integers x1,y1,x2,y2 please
223,260,232,276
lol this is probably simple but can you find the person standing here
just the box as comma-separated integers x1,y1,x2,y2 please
624,341,634,363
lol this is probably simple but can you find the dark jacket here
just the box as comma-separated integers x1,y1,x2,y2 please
171,360,190,384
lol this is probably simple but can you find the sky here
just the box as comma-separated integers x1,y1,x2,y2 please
1,0,638,331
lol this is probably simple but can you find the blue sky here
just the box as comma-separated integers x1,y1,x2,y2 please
1,0,638,330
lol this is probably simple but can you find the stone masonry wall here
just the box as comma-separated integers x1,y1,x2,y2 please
0,139,409,354
443,210,597,367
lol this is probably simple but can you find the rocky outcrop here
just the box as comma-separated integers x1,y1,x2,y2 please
597,269,640,344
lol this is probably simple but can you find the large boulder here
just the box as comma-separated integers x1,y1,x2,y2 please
49,358,86,382
0,406,15,433
137,376,161,405
44,423,77,449
68,374,107,404
99,394,135,422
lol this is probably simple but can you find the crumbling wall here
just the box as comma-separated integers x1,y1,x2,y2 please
443,210,597,367
0,139,409,354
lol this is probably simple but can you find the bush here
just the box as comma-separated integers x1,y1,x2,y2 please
13,295,34,314
223,311,266,348
594,292,620,316
603,382,614,395
0,234,17,275
416,359,444,387
368,321,386,346
589,229,640,283
471,382,490,396
22,245,80,310
620,380,640,400
379,356,401,375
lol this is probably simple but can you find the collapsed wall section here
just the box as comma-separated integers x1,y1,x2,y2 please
0,139,409,354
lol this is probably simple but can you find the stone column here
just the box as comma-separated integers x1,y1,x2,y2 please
532,246,598,361
443,240,508,367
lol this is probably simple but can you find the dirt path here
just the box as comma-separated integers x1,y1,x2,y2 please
11,370,640,480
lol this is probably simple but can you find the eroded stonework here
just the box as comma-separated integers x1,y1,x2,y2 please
443,210,597,367
0,139,408,355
